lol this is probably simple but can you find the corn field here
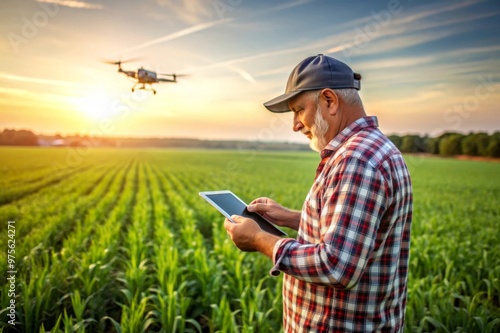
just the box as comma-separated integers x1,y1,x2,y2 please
0,147,499,332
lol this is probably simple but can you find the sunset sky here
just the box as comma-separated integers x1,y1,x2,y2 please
1,0,499,143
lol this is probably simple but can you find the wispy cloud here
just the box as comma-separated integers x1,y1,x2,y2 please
184,40,328,74
386,90,445,105
254,65,294,78
326,1,491,57
392,0,482,27
0,87,31,96
0,72,82,87
129,0,312,55
326,28,459,59
225,65,256,83
440,45,500,58
191,0,489,75
362,56,500,89
254,0,313,15
191,0,498,87
35,0,103,10
125,0,314,82
182,53,257,83
154,0,215,24
358,55,437,70
119,18,232,54
358,44,500,75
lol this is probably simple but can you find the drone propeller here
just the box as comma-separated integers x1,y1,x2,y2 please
102,57,142,66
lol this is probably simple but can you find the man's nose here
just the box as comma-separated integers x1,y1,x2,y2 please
293,113,303,132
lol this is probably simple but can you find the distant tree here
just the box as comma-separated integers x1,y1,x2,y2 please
461,134,478,156
416,136,427,153
439,134,463,156
487,134,500,158
474,133,490,157
425,137,439,154
0,129,38,146
437,132,460,141
400,135,425,153
388,135,402,150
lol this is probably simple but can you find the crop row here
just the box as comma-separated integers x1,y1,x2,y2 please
1,150,289,332
0,149,499,332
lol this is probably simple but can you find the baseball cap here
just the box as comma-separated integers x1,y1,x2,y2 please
263,54,361,113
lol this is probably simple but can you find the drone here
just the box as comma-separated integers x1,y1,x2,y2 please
104,58,186,94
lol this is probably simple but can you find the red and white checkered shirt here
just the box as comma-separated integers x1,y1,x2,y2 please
271,116,412,332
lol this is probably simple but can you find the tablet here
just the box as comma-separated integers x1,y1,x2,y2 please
199,190,287,237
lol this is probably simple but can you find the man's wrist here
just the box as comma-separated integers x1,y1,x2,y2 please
286,209,301,230
254,230,281,259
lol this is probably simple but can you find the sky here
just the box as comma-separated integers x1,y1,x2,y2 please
1,0,499,143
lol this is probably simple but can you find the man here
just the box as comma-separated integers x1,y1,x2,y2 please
224,54,413,332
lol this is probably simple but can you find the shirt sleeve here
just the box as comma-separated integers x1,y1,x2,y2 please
270,156,390,289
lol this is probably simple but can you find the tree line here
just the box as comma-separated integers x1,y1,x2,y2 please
388,132,500,158
0,129,38,146
1,128,499,157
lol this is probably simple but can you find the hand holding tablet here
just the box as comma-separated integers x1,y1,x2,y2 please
199,190,287,237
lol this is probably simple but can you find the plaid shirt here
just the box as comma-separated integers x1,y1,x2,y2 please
271,116,412,332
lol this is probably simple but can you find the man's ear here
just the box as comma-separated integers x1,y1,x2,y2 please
321,89,339,116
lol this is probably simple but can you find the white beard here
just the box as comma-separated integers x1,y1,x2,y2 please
309,106,330,153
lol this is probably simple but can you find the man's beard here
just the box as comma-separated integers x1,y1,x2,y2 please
309,105,330,152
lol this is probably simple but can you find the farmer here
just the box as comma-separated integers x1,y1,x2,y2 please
224,54,413,332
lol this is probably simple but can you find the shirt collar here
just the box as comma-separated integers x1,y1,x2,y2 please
320,116,379,159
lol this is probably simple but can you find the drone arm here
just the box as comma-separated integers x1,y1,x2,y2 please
124,71,137,79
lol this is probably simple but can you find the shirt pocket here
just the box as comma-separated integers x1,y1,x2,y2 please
301,186,324,241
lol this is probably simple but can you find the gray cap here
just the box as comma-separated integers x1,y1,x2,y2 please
263,54,361,113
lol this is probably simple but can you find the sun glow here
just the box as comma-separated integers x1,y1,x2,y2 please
77,92,115,120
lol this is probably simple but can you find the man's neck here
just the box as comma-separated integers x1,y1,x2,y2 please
326,106,367,143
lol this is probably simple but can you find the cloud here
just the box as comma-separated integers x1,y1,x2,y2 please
225,65,256,83
180,52,257,83
119,18,232,54
361,56,500,90
327,29,456,57
326,2,494,57
359,45,500,74
184,40,326,74
154,0,312,25
197,0,489,72
154,0,215,24
440,45,500,58
126,0,314,82
253,0,313,15
191,0,499,90
0,72,82,87
0,87,31,96
35,0,103,9
118,0,315,67
392,0,482,27
358,55,437,70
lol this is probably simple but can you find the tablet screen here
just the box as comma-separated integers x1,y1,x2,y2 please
206,191,247,217
200,191,287,237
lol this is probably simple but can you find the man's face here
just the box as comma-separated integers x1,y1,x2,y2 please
289,92,330,152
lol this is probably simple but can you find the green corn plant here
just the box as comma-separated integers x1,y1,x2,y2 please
150,282,202,333
119,291,155,333
209,296,240,333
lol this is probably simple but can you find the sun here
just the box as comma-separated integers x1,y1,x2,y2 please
78,92,114,120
